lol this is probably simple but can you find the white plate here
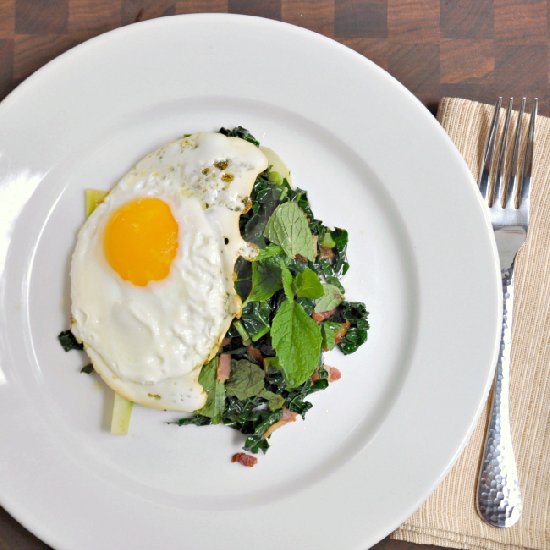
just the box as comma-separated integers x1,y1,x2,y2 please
0,14,500,550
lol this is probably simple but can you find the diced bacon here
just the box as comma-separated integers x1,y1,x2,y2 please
264,407,298,438
216,353,232,382
231,453,258,467
247,345,264,366
221,337,232,347
328,367,341,382
281,407,297,421
312,366,341,383
295,254,308,263
334,321,351,344
312,308,336,322
319,246,335,260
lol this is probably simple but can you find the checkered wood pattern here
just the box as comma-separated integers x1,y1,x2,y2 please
0,0,548,112
0,2,548,550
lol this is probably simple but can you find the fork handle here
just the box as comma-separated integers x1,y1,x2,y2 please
476,263,522,527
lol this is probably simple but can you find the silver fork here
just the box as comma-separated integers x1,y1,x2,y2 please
476,97,537,528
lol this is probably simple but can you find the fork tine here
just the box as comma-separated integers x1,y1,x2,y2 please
504,97,526,207
479,97,502,200
493,98,513,207
519,98,538,206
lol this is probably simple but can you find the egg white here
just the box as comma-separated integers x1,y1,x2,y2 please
71,132,268,411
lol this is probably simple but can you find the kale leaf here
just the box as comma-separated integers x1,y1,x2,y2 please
240,301,271,342
240,172,281,245
337,301,370,355
222,395,283,454
285,376,329,418
219,126,260,146
58,330,83,352
234,257,252,301
331,228,350,277
177,415,212,427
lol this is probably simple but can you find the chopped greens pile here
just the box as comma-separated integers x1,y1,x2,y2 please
177,127,369,456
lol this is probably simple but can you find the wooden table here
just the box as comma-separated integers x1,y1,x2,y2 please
0,1,548,549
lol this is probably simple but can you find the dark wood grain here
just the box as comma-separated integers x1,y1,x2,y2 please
440,0,494,38
494,0,547,44
0,37,13,98
15,0,68,33
228,0,281,19
122,0,176,24
0,1,548,549
68,0,122,33
387,0,440,42
441,39,495,84
390,43,441,105
0,0,15,36
282,0,335,36
336,0,388,37
175,0,229,15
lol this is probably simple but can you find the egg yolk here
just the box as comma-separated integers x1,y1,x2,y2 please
104,198,178,286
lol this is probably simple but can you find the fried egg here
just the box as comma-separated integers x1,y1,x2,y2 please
70,132,268,411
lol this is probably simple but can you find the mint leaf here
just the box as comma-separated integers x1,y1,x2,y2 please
264,202,315,261
315,284,343,313
256,244,284,260
260,389,285,411
245,257,282,304
281,264,294,301
226,360,265,400
321,321,343,351
295,268,323,299
198,358,225,424
271,300,322,388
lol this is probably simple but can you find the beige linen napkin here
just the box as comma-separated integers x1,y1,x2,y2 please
391,98,550,550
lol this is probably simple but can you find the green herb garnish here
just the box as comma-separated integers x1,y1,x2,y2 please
271,300,322,388
225,360,266,400
265,202,315,261
196,357,225,424
315,283,343,313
